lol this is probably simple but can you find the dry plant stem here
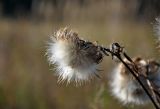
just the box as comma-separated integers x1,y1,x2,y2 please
146,79,159,106
103,47,159,109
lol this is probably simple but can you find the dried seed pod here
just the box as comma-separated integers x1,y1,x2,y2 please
110,57,150,105
147,60,160,87
46,28,103,84
154,18,160,50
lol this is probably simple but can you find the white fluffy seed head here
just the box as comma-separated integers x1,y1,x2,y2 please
154,18,160,41
147,60,160,87
151,18,160,87
110,57,150,105
46,28,103,84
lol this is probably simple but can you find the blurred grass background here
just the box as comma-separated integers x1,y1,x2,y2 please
0,0,160,109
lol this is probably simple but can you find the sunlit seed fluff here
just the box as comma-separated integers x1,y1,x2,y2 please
153,18,160,86
154,18,160,41
46,28,103,84
147,60,160,87
110,57,150,105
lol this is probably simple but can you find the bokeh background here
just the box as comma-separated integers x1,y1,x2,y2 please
0,0,160,109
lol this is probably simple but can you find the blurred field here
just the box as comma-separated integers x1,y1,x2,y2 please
0,0,160,109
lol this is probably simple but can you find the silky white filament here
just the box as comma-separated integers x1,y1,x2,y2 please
110,57,150,105
46,28,103,84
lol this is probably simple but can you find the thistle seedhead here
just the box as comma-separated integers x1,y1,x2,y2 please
147,59,160,87
154,18,160,50
46,27,103,84
110,57,150,105
154,18,160,39
110,55,160,105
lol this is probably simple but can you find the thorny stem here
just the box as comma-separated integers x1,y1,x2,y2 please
101,44,160,109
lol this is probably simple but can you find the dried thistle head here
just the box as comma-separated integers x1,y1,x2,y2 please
46,27,103,84
121,57,147,78
154,18,160,50
147,59,160,87
154,18,160,39
110,57,150,105
147,59,159,75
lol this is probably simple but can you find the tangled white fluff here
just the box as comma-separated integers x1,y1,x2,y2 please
46,28,102,84
110,58,150,105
